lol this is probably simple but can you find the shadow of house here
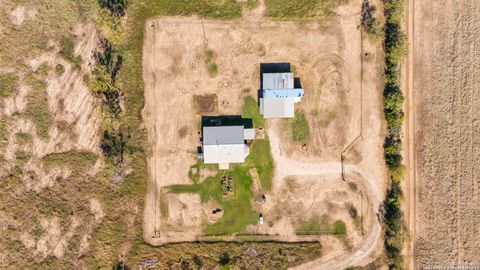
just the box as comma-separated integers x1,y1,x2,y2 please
201,115,253,129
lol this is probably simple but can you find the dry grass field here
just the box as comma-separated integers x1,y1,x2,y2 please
411,0,480,268
0,0,393,268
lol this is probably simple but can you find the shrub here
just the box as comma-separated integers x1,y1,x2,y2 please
55,64,65,76
59,37,82,70
381,0,408,268
15,133,32,145
361,0,383,39
100,128,130,164
35,62,50,77
333,220,347,235
90,37,123,116
99,0,127,17
219,252,230,266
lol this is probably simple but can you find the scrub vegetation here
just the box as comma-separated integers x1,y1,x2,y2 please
361,0,383,39
129,241,321,269
381,0,408,269
0,0,332,268
24,80,52,139
0,72,19,98
205,49,218,76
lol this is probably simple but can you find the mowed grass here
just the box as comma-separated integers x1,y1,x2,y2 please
265,0,348,20
246,139,274,191
242,96,264,128
296,216,347,236
291,110,310,141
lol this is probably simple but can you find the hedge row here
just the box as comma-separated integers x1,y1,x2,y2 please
381,0,407,269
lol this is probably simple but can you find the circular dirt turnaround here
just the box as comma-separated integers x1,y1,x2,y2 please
306,53,353,155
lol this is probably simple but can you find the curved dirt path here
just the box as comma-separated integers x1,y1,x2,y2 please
266,122,382,270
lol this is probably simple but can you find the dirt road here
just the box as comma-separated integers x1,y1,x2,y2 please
403,0,416,268
268,123,383,270
412,0,480,268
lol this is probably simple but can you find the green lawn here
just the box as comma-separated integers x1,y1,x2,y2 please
246,139,274,191
265,0,349,20
241,96,264,128
296,216,346,236
169,138,273,235
291,110,310,141
171,166,257,235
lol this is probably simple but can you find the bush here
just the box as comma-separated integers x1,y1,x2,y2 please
100,128,130,164
361,0,383,39
99,0,127,17
90,37,123,116
59,37,83,70
219,252,230,266
382,0,408,268
55,64,65,76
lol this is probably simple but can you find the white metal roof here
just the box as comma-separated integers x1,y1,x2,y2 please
263,73,294,90
202,126,249,164
203,144,248,164
244,128,255,140
260,97,295,118
203,126,244,145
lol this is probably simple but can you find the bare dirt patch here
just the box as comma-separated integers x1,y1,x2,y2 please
194,94,218,114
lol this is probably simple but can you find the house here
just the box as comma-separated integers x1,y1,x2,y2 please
201,116,254,169
259,72,304,118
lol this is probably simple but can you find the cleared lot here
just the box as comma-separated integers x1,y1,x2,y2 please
142,1,386,267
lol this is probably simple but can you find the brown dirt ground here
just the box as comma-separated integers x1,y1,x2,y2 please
142,0,386,268
410,0,480,269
